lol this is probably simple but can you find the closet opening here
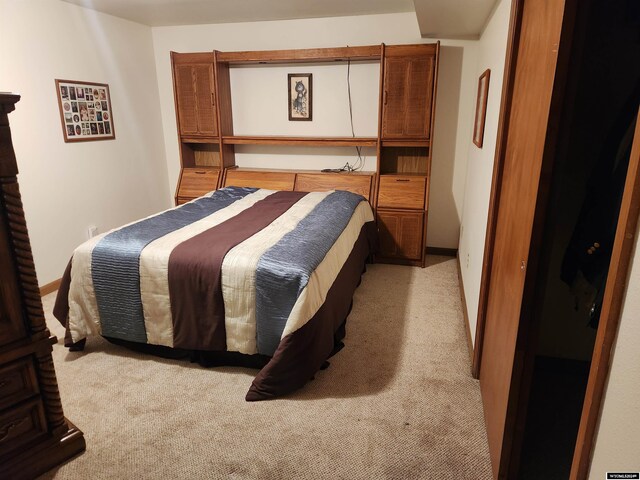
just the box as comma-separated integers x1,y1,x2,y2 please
515,0,640,478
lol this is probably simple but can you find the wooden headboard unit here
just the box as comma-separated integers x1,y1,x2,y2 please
171,42,439,266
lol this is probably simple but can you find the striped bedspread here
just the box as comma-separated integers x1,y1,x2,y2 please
54,186,375,400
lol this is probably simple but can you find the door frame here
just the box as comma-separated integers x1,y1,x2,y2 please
472,0,523,379
473,0,640,477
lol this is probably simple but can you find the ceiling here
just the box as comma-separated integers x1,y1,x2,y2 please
60,0,499,39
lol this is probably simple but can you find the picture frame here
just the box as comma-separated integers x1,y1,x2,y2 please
55,79,115,142
473,69,491,148
288,73,312,121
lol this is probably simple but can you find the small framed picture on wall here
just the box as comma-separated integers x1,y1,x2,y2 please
288,73,312,121
55,79,115,142
473,69,491,148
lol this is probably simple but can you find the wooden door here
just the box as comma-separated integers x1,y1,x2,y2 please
479,0,569,477
382,53,434,139
174,63,217,137
377,210,424,260
0,209,26,346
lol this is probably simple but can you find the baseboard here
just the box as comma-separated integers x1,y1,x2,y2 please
40,278,61,297
455,254,475,370
425,246,458,257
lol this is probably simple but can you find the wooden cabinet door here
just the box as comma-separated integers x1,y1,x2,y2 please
0,213,26,346
479,0,568,477
174,63,217,137
382,55,434,139
377,210,424,260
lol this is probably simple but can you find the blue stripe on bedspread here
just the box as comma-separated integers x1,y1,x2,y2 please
255,190,364,356
91,187,257,342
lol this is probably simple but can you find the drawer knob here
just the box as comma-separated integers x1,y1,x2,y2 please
194,171,207,175
395,179,410,182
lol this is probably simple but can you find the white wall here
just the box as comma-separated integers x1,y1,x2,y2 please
0,0,169,285
151,12,478,248
589,226,640,477
457,0,511,343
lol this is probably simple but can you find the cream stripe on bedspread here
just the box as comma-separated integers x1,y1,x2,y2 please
66,195,212,344
139,189,275,347
221,191,331,354
281,201,373,339
68,233,107,343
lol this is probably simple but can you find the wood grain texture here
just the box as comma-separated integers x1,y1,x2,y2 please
171,52,216,64
39,278,61,297
382,53,434,139
214,55,234,137
172,43,439,265
0,188,25,346
478,0,567,477
377,175,426,210
376,209,424,261
456,254,475,368
380,147,429,174
177,168,219,199
174,64,198,135
0,92,85,478
474,0,524,381
217,45,381,64
222,136,377,147
0,357,38,412
224,169,296,191
180,143,220,168
172,52,217,138
383,44,438,58
0,398,47,456
294,173,373,200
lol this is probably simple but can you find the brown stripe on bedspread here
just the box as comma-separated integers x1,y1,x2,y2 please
169,190,308,351
245,220,377,401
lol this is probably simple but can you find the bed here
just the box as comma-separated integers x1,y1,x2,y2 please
54,186,376,401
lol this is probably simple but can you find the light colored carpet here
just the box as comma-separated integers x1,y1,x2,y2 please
38,257,492,480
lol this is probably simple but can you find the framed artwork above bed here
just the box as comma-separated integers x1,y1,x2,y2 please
288,73,312,121
55,79,115,142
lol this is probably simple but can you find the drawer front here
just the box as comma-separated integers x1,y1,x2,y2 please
377,210,424,260
224,170,296,191
0,358,38,411
0,399,47,456
294,173,373,200
377,176,426,210
177,168,219,199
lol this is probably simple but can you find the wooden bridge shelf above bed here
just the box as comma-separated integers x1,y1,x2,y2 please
222,135,378,147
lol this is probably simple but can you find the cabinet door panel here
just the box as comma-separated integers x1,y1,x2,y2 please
377,210,424,260
174,65,198,136
382,58,410,137
0,215,25,346
405,57,434,138
194,64,217,136
382,56,434,139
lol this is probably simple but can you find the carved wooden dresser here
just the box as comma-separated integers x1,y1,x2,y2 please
0,93,85,479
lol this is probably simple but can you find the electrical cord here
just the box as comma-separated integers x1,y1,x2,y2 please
323,53,366,174
343,56,365,172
